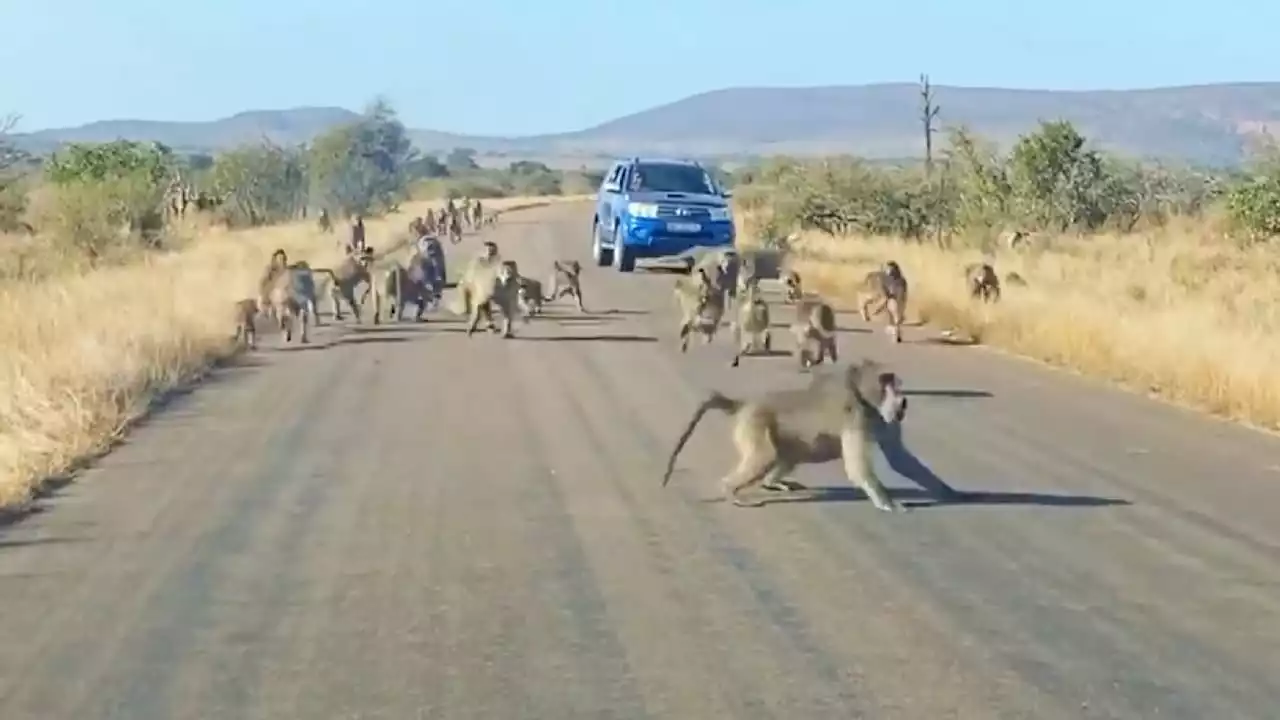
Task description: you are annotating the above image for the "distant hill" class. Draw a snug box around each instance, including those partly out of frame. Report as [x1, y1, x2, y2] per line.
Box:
[12, 83, 1280, 166]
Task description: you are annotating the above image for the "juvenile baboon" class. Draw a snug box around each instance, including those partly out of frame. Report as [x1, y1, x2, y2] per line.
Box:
[315, 248, 376, 323]
[791, 295, 839, 369]
[858, 261, 908, 343]
[674, 267, 726, 352]
[1004, 271, 1027, 287]
[413, 233, 448, 300]
[516, 276, 545, 318]
[544, 259, 586, 312]
[232, 298, 260, 350]
[730, 278, 771, 368]
[693, 249, 739, 311]
[449, 251, 522, 338]
[662, 359, 910, 511]
[783, 270, 803, 304]
[280, 261, 324, 327]
[964, 262, 1001, 303]
[378, 252, 439, 322]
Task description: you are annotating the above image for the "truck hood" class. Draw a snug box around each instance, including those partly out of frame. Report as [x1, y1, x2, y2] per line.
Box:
[626, 191, 727, 208]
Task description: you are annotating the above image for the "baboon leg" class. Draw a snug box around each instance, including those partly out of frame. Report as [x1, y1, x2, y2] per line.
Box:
[573, 289, 586, 312]
[299, 308, 310, 344]
[826, 334, 839, 364]
[679, 322, 693, 352]
[858, 294, 875, 321]
[720, 452, 777, 508]
[465, 295, 484, 337]
[500, 308, 515, 339]
[413, 296, 426, 322]
[731, 326, 744, 367]
[840, 424, 904, 513]
[331, 288, 345, 321]
[761, 463, 805, 492]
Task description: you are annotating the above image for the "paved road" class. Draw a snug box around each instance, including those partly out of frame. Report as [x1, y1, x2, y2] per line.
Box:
[1, 202, 1278, 720]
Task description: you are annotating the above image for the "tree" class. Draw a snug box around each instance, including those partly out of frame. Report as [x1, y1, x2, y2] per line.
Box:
[210, 141, 308, 227]
[446, 147, 479, 173]
[308, 98, 417, 216]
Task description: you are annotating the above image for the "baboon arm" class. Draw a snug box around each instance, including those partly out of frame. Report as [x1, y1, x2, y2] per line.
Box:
[839, 422, 901, 512]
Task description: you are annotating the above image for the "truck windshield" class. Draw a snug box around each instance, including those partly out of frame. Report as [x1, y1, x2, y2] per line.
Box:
[629, 163, 717, 194]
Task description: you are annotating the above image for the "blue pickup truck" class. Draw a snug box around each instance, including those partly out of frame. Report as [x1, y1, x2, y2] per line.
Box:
[591, 157, 736, 272]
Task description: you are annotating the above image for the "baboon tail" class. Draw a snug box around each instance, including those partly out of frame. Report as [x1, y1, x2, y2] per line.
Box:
[662, 391, 743, 487]
[311, 267, 339, 295]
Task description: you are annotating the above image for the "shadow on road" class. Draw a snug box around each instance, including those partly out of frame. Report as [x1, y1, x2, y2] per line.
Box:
[523, 334, 659, 344]
[902, 389, 994, 399]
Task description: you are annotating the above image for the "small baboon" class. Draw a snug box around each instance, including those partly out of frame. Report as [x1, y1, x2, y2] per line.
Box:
[544, 259, 586, 312]
[281, 261, 324, 327]
[378, 252, 439, 322]
[693, 249, 739, 311]
[858, 261, 909, 343]
[315, 248, 376, 323]
[516, 276, 545, 319]
[449, 250, 522, 338]
[1004, 271, 1027, 287]
[783, 270, 803, 304]
[730, 278, 771, 368]
[964, 262, 1001, 303]
[673, 267, 726, 352]
[790, 295, 839, 369]
[661, 359, 910, 511]
[232, 298, 260, 350]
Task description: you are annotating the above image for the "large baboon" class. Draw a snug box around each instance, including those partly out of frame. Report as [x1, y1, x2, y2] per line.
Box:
[662, 359, 910, 511]
[449, 246, 521, 337]
[858, 261, 908, 343]
[965, 262, 1001, 303]
[674, 267, 725, 352]
[730, 278, 771, 368]
[544, 259, 586, 312]
[790, 295, 838, 369]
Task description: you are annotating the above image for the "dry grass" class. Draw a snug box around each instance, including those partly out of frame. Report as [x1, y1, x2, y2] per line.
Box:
[0, 195, 586, 511]
[742, 213, 1280, 432]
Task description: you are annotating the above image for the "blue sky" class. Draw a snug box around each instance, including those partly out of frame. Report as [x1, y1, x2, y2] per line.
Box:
[3, 0, 1278, 134]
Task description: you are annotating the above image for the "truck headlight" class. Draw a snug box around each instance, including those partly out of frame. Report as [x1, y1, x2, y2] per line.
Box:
[627, 202, 660, 218]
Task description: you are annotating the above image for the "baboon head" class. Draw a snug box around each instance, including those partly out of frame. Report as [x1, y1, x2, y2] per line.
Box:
[482, 241, 499, 260]
[270, 249, 289, 270]
[883, 261, 903, 280]
[847, 361, 909, 425]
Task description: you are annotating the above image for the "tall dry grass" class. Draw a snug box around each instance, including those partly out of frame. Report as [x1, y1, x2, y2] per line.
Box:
[0, 195, 585, 511]
[744, 214, 1280, 432]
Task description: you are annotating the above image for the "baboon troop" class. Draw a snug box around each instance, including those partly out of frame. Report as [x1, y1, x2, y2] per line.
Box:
[225, 206, 985, 517]
[663, 359, 910, 511]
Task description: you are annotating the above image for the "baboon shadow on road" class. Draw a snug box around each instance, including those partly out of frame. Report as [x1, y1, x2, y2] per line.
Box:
[753, 423, 1130, 510]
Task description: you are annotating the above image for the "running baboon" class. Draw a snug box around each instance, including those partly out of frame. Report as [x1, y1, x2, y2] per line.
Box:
[232, 298, 260, 350]
[693, 249, 739, 311]
[544, 259, 586, 312]
[516, 276, 545, 318]
[783, 270, 802, 304]
[965, 262, 1001, 303]
[661, 359, 910, 511]
[791, 295, 839, 369]
[378, 252, 439, 322]
[674, 267, 726, 352]
[730, 278, 771, 368]
[449, 250, 522, 338]
[858, 261, 908, 343]
[315, 248, 376, 323]
[1004, 271, 1027, 287]
[263, 277, 310, 344]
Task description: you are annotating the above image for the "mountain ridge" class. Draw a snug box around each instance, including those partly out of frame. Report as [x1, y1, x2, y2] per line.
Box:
[10, 82, 1280, 166]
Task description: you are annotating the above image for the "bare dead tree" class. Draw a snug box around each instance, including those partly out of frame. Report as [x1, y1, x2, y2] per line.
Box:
[919, 75, 947, 246]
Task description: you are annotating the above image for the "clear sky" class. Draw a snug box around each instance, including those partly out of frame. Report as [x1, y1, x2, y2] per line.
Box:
[3, 0, 1278, 134]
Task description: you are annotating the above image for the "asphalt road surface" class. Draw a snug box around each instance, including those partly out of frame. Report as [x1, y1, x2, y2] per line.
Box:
[1, 202, 1278, 720]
